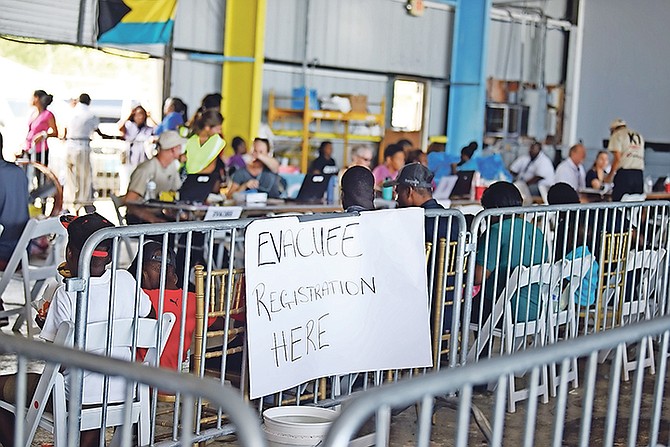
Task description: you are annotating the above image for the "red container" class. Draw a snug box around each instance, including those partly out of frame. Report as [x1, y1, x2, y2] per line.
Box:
[665, 182, 670, 193]
[475, 186, 487, 201]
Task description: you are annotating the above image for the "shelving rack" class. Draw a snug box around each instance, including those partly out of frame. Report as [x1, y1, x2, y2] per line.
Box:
[267, 90, 385, 172]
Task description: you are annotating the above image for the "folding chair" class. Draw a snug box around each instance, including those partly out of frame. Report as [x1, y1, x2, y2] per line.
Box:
[546, 255, 594, 396]
[0, 313, 175, 447]
[618, 248, 666, 381]
[592, 232, 630, 333]
[430, 239, 466, 369]
[110, 193, 135, 262]
[467, 263, 556, 412]
[0, 217, 68, 337]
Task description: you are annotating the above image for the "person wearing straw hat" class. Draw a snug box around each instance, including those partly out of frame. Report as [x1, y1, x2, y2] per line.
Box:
[605, 118, 645, 201]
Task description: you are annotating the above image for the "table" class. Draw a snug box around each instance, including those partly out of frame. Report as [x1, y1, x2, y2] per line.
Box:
[126, 200, 342, 221]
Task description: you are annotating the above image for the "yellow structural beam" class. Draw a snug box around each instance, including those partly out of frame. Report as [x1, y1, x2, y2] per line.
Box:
[222, 0, 266, 150]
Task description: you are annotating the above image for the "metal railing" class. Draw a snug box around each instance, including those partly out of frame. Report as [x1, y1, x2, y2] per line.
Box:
[0, 329, 267, 447]
[61, 200, 669, 443]
[322, 315, 670, 447]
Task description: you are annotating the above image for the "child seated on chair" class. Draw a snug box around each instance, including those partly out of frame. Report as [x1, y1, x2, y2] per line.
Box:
[472, 182, 547, 324]
[129, 241, 220, 372]
[0, 212, 152, 447]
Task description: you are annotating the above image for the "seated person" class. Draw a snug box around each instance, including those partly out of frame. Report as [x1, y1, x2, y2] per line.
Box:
[341, 166, 375, 213]
[184, 110, 226, 177]
[387, 163, 459, 244]
[308, 141, 338, 175]
[554, 144, 586, 191]
[473, 182, 547, 323]
[227, 138, 285, 199]
[0, 212, 152, 447]
[124, 131, 186, 223]
[388, 162, 462, 334]
[509, 141, 554, 197]
[227, 136, 248, 176]
[372, 144, 405, 189]
[585, 150, 611, 190]
[128, 241, 218, 371]
[547, 183, 599, 308]
[451, 141, 477, 174]
[406, 149, 428, 167]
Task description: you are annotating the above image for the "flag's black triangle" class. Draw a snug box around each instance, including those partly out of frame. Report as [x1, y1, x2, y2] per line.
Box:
[98, 0, 132, 37]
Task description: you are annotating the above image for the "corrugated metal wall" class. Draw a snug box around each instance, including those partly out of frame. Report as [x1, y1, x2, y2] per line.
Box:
[0, 0, 96, 44]
[264, 0, 453, 139]
[0, 0, 571, 141]
[169, 0, 225, 112]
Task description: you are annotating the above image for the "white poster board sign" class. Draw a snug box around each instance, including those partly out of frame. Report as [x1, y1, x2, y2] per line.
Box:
[244, 208, 432, 399]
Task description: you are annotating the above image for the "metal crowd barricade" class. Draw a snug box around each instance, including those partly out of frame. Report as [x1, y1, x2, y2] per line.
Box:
[460, 200, 670, 411]
[0, 329, 267, 447]
[322, 315, 670, 447]
[423, 209, 469, 371]
[66, 209, 468, 444]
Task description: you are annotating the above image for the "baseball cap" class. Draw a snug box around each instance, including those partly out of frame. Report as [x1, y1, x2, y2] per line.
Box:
[609, 118, 626, 130]
[60, 212, 114, 257]
[382, 162, 434, 188]
[158, 131, 187, 152]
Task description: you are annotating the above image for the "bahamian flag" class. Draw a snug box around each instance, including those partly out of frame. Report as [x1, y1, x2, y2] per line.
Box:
[98, 0, 178, 44]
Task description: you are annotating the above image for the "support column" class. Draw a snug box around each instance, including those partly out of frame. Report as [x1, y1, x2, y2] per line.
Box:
[222, 0, 267, 148]
[446, 0, 491, 155]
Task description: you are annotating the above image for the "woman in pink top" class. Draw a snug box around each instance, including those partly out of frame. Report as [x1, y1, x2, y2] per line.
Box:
[25, 90, 58, 166]
[372, 143, 406, 189]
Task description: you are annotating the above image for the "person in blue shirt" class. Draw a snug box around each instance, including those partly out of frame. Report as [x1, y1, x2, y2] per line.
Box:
[473, 181, 547, 323]
[154, 97, 187, 136]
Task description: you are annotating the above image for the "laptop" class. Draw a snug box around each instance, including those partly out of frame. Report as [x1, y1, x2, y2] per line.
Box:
[450, 170, 475, 198]
[291, 174, 332, 204]
[178, 174, 218, 203]
[433, 175, 458, 200]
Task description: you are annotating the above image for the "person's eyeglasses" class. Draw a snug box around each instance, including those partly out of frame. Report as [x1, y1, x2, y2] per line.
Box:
[149, 254, 173, 265]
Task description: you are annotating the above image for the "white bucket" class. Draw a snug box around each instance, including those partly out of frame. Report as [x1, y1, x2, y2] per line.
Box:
[262, 406, 338, 447]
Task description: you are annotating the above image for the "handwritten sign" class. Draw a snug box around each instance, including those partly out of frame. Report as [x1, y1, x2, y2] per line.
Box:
[245, 208, 432, 398]
[204, 206, 243, 221]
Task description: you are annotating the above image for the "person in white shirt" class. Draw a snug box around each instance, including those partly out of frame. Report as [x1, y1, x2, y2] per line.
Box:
[62, 93, 106, 211]
[0, 212, 151, 447]
[509, 141, 555, 197]
[554, 143, 586, 191]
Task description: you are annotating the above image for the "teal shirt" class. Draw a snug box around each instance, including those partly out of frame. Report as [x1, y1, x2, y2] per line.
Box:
[564, 245, 599, 307]
[476, 218, 547, 321]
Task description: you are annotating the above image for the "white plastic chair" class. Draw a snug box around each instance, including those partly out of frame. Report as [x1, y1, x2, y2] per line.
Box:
[467, 263, 557, 412]
[546, 255, 594, 396]
[0, 313, 175, 447]
[110, 193, 135, 261]
[617, 248, 666, 381]
[0, 217, 68, 337]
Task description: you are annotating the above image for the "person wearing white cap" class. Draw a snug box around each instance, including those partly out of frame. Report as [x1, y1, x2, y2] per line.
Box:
[605, 118, 645, 201]
[124, 130, 186, 223]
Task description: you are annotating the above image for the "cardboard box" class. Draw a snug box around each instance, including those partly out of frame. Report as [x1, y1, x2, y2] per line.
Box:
[333, 94, 368, 113]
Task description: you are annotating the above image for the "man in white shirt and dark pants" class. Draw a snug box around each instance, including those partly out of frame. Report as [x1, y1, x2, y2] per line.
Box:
[554, 143, 586, 191]
[510, 141, 555, 199]
[62, 93, 101, 211]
